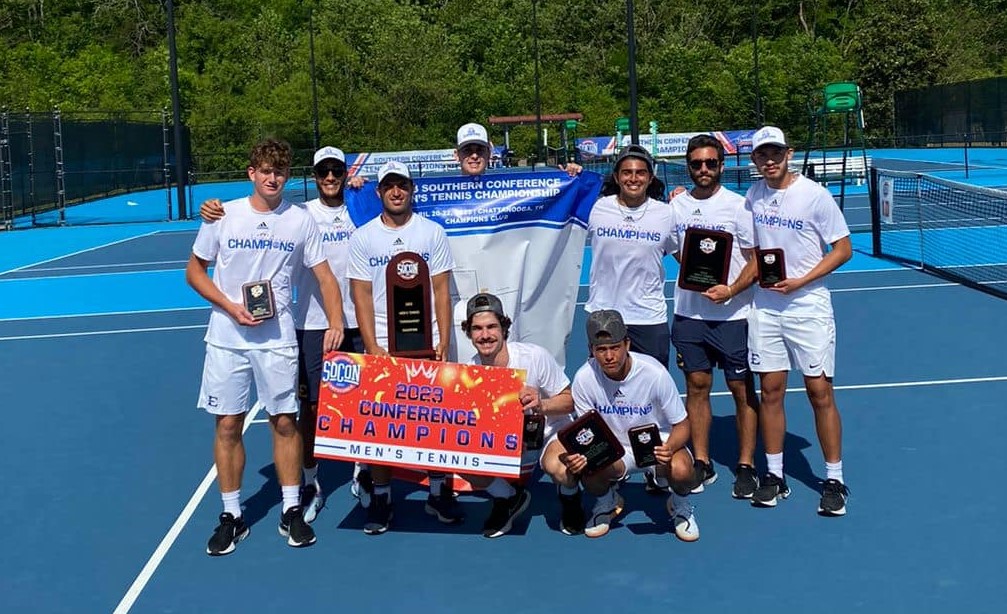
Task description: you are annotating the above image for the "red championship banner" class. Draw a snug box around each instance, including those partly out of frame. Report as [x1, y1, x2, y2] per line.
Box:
[314, 352, 527, 478]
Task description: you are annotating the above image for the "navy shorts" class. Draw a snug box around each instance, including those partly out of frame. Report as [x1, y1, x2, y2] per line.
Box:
[671, 315, 749, 380]
[627, 322, 671, 368]
[297, 327, 365, 402]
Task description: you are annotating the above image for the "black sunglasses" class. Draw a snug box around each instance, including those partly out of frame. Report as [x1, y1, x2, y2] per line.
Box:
[688, 158, 720, 170]
[314, 163, 347, 177]
[459, 143, 489, 158]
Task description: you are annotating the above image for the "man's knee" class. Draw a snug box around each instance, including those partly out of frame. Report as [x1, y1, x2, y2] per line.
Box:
[270, 413, 299, 437]
[215, 414, 244, 443]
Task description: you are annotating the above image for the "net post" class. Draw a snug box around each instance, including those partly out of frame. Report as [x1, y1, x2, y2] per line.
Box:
[869, 166, 880, 256]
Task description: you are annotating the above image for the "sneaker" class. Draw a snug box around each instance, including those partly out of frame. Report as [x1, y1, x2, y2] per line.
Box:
[584, 492, 624, 538]
[279, 505, 317, 547]
[644, 470, 671, 495]
[732, 464, 759, 500]
[752, 472, 791, 508]
[666, 495, 700, 542]
[300, 483, 324, 524]
[363, 492, 393, 535]
[818, 479, 849, 516]
[482, 487, 532, 538]
[690, 459, 718, 494]
[424, 484, 465, 524]
[206, 512, 249, 556]
[558, 489, 586, 536]
[354, 468, 373, 509]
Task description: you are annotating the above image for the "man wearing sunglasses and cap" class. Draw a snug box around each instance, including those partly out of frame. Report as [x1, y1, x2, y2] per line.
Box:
[198, 146, 367, 525]
[744, 126, 852, 516]
[458, 292, 576, 537]
[668, 134, 761, 501]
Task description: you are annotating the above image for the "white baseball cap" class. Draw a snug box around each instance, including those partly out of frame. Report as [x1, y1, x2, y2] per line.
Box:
[313, 146, 346, 166]
[377, 160, 411, 183]
[456, 123, 491, 149]
[751, 126, 788, 151]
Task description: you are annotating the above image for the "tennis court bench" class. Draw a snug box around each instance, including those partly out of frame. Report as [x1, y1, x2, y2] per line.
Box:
[747, 155, 872, 186]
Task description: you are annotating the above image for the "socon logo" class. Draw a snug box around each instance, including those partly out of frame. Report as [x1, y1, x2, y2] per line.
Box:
[397, 258, 420, 280]
[322, 356, 361, 392]
[575, 427, 595, 446]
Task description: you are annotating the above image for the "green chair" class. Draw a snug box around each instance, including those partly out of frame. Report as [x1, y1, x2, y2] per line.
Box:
[803, 81, 871, 209]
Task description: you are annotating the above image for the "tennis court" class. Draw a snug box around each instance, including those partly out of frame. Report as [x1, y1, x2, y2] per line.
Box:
[2, 198, 1006, 611]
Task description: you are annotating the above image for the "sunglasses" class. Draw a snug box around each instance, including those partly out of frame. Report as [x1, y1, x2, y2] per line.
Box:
[314, 163, 347, 178]
[687, 158, 720, 170]
[459, 144, 489, 158]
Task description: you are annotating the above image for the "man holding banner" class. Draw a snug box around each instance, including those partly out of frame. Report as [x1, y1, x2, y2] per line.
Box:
[459, 292, 576, 538]
[347, 160, 460, 534]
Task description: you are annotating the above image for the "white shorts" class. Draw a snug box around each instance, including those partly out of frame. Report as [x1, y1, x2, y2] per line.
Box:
[197, 344, 299, 416]
[748, 309, 836, 377]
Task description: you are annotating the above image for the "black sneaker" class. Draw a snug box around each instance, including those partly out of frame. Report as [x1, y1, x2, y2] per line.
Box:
[300, 483, 324, 524]
[644, 470, 671, 495]
[354, 468, 373, 509]
[752, 472, 791, 508]
[482, 487, 532, 538]
[279, 505, 317, 547]
[558, 489, 586, 536]
[364, 492, 393, 535]
[818, 479, 849, 516]
[206, 512, 249, 556]
[690, 459, 718, 494]
[732, 464, 759, 499]
[424, 484, 465, 524]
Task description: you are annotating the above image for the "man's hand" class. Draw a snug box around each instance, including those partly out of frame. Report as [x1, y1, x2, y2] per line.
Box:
[347, 175, 367, 190]
[559, 451, 587, 475]
[559, 162, 583, 176]
[702, 284, 733, 304]
[225, 302, 261, 327]
[365, 343, 390, 357]
[323, 326, 345, 352]
[519, 385, 542, 414]
[670, 185, 687, 198]
[200, 199, 225, 222]
[434, 340, 450, 362]
[654, 441, 675, 466]
[767, 277, 806, 294]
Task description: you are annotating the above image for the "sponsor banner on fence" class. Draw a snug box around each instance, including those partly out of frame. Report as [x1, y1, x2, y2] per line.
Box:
[576, 129, 759, 158]
[344, 171, 602, 366]
[314, 352, 527, 478]
[346, 147, 508, 177]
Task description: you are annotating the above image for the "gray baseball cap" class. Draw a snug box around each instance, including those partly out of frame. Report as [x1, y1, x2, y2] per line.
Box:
[466, 292, 505, 320]
[586, 309, 628, 346]
[614, 144, 655, 174]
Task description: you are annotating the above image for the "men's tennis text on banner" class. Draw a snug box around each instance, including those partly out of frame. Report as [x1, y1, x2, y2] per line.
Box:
[314, 352, 528, 478]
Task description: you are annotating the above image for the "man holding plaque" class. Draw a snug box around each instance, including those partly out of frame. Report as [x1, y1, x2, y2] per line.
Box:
[347, 160, 460, 534]
[186, 138, 345, 555]
[561, 310, 699, 541]
[744, 126, 853, 516]
[458, 293, 578, 537]
[669, 135, 761, 500]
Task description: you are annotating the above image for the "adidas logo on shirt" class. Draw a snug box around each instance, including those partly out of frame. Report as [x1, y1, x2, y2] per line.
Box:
[614, 389, 625, 398]
[623, 216, 635, 223]
[393, 238, 404, 245]
[256, 222, 269, 230]
[692, 208, 702, 216]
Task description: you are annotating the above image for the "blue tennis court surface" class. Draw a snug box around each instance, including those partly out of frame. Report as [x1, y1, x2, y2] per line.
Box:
[3, 172, 1006, 612]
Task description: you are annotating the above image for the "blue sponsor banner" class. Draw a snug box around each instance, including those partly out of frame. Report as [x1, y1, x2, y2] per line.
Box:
[343, 171, 602, 234]
[576, 129, 759, 158]
[345, 146, 509, 177]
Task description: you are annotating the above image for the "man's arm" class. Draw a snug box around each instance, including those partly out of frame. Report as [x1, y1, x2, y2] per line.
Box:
[185, 254, 258, 326]
[312, 261, 345, 351]
[704, 247, 757, 303]
[199, 199, 225, 222]
[431, 271, 452, 361]
[769, 236, 851, 294]
[351, 278, 386, 356]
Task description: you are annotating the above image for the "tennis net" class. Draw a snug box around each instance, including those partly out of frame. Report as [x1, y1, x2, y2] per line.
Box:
[870, 167, 1007, 299]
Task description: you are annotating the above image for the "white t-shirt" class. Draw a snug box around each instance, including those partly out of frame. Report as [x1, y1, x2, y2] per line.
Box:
[746, 174, 850, 316]
[571, 351, 687, 448]
[670, 187, 754, 321]
[296, 199, 359, 330]
[346, 212, 455, 350]
[192, 197, 325, 349]
[464, 341, 572, 438]
[586, 195, 677, 325]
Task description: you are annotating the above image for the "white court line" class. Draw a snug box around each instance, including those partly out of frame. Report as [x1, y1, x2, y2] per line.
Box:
[0, 267, 181, 284]
[17, 259, 188, 273]
[0, 306, 208, 323]
[0, 324, 205, 341]
[707, 375, 1007, 397]
[113, 404, 261, 614]
[0, 230, 162, 276]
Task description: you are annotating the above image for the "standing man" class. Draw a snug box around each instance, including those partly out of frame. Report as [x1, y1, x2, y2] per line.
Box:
[669, 134, 761, 499]
[186, 138, 345, 555]
[199, 146, 364, 524]
[745, 126, 852, 516]
[557, 310, 699, 541]
[346, 160, 458, 534]
[459, 292, 575, 538]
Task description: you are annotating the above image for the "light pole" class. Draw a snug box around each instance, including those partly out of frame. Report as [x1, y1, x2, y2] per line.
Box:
[309, 2, 320, 150]
[532, 0, 544, 163]
[166, 0, 187, 219]
[752, 0, 763, 126]
[626, 0, 639, 145]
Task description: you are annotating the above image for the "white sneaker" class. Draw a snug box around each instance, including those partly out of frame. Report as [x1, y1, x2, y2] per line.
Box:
[300, 482, 324, 524]
[585, 492, 624, 538]
[667, 493, 700, 542]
